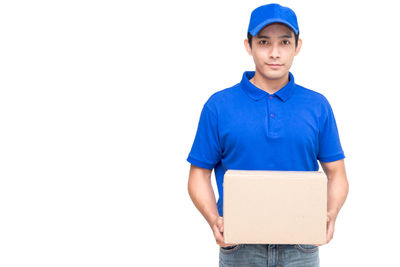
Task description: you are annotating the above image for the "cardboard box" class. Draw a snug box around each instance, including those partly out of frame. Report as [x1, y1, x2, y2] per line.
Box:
[223, 170, 327, 244]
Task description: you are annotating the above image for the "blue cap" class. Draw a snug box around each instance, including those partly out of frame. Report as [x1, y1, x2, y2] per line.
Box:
[248, 3, 299, 36]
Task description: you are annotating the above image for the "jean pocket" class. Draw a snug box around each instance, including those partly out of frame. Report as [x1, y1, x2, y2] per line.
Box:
[295, 244, 319, 253]
[219, 244, 243, 254]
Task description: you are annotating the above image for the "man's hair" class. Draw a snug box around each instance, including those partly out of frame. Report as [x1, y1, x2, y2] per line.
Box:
[247, 29, 299, 49]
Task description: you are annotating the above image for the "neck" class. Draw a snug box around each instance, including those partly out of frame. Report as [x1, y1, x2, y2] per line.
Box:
[250, 71, 289, 94]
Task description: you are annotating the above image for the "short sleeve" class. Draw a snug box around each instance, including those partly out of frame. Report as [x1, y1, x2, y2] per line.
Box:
[317, 97, 346, 162]
[186, 104, 222, 170]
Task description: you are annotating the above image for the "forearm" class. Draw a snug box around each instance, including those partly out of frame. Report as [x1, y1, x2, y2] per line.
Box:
[327, 172, 349, 220]
[188, 171, 220, 227]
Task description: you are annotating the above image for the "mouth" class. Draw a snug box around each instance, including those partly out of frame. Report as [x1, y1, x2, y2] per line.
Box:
[267, 63, 283, 69]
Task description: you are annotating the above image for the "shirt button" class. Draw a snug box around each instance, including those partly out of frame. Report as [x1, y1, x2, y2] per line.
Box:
[270, 113, 275, 118]
[269, 96, 273, 100]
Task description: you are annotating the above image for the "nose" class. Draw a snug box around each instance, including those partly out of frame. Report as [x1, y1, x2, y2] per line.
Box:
[269, 44, 280, 59]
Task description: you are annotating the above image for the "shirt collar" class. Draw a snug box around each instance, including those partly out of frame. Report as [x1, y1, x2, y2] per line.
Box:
[240, 71, 295, 102]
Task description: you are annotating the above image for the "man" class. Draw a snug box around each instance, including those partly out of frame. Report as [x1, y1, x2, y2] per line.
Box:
[187, 3, 349, 267]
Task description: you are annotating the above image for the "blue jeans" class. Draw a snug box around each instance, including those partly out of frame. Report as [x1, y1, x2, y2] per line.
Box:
[219, 244, 319, 267]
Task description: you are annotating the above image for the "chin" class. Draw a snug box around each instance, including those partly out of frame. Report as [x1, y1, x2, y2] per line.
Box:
[260, 70, 286, 80]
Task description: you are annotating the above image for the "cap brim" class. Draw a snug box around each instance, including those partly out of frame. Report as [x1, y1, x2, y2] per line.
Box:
[250, 18, 298, 36]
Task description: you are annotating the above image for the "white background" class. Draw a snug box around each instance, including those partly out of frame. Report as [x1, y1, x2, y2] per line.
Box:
[0, 0, 399, 266]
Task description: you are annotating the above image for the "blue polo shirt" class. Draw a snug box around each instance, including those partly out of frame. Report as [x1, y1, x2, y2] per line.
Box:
[187, 71, 345, 217]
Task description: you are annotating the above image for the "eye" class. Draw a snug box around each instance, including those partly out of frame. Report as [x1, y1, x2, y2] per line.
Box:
[259, 40, 269, 45]
[282, 40, 290, 45]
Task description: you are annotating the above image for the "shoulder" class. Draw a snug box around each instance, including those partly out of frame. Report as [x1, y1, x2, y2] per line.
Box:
[295, 84, 329, 103]
[294, 84, 338, 131]
[203, 83, 241, 114]
[294, 84, 333, 112]
[293, 84, 337, 126]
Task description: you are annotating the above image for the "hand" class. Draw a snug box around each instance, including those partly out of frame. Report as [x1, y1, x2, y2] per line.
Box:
[313, 212, 336, 246]
[211, 216, 238, 248]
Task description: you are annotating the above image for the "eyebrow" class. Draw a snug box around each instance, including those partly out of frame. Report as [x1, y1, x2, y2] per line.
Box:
[257, 34, 293, 39]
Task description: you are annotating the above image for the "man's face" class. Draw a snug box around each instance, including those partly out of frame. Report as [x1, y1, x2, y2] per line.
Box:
[245, 23, 302, 80]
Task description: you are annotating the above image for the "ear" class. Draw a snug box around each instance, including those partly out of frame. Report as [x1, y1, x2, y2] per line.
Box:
[294, 38, 302, 56]
[244, 38, 252, 56]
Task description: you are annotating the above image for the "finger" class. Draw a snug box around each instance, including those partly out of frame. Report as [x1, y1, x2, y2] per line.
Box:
[216, 218, 223, 231]
[214, 229, 224, 243]
[326, 221, 334, 243]
[213, 225, 224, 243]
[328, 227, 334, 242]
